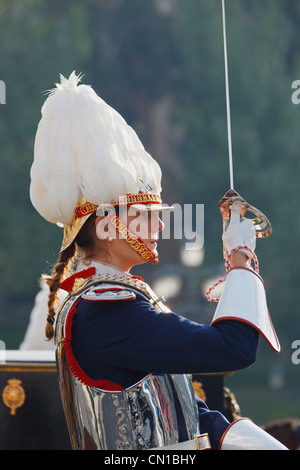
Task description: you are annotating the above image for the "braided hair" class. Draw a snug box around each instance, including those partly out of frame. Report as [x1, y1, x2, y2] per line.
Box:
[43, 243, 77, 340]
[43, 213, 108, 341]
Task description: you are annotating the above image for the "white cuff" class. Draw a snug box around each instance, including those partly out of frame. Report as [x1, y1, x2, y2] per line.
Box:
[211, 268, 280, 352]
[220, 418, 287, 450]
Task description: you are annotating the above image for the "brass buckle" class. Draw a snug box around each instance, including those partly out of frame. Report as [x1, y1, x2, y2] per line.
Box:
[194, 433, 211, 450]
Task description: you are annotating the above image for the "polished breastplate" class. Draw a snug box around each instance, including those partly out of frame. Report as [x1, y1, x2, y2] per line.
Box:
[55, 275, 199, 450]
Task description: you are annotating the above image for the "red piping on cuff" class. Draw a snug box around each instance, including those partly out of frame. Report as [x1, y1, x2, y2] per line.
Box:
[227, 266, 264, 285]
[211, 316, 280, 353]
[219, 418, 252, 450]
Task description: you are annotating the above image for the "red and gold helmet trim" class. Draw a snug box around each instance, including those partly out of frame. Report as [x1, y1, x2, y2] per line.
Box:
[114, 192, 162, 207]
[74, 201, 98, 219]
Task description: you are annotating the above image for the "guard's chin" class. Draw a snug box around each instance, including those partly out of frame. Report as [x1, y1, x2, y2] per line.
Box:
[150, 254, 159, 265]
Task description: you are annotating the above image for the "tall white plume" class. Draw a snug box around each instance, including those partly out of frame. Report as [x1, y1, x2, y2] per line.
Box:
[30, 71, 162, 226]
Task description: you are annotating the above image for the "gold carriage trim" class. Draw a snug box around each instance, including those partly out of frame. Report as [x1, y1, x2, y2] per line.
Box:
[2, 378, 26, 416]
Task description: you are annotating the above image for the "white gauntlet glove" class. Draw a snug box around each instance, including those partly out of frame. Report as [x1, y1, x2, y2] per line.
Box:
[222, 200, 256, 259]
[211, 200, 280, 353]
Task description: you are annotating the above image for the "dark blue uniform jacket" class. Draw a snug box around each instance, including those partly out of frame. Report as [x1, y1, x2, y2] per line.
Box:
[71, 288, 259, 449]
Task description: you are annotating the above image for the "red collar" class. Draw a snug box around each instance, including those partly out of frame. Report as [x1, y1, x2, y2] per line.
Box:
[60, 267, 96, 292]
[60, 267, 144, 293]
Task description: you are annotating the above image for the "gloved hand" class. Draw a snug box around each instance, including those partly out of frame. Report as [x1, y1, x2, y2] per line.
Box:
[222, 200, 256, 259]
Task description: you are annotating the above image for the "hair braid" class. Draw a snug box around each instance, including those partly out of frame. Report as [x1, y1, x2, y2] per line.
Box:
[42, 212, 106, 341]
[43, 243, 77, 340]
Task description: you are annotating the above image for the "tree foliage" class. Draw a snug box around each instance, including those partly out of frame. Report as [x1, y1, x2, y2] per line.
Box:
[0, 0, 299, 353]
[171, 0, 300, 342]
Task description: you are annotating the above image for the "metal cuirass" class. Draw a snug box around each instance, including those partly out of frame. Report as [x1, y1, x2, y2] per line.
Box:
[54, 275, 199, 450]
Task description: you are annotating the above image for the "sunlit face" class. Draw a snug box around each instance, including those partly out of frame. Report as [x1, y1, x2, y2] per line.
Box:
[125, 208, 164, 255]
[94, 207, 164, 271]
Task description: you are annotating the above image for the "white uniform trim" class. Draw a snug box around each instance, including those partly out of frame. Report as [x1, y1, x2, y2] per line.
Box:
[211, 268, 280, 352]
[220, 418, 287, 450]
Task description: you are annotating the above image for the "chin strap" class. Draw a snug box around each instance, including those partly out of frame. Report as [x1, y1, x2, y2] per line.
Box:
[106, 212, 158, 264]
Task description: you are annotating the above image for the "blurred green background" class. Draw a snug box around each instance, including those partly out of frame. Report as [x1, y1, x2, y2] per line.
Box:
[0, 0, 300, 427]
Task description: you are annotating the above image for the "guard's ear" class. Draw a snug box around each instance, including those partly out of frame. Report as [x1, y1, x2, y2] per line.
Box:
[95, 216, 110, 240]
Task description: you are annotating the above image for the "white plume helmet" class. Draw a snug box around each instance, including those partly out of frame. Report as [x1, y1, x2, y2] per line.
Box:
[30, 71, 162, 227]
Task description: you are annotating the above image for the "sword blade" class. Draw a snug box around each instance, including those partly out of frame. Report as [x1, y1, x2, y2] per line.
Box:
[222, 0, 234, 190]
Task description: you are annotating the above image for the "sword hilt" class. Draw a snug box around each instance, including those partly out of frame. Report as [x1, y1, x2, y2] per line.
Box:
[218, 189, 272, 250]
